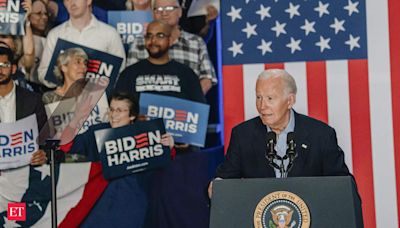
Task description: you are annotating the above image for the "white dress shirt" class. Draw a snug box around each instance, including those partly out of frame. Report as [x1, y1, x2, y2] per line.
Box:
[0, 82, 16, 123]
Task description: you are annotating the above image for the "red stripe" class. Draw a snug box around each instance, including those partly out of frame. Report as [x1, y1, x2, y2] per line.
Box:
[264, 63, 284, 69]
[306, 61, 328, 123]
[59, 163, 108, 228]
[134, 133, 147, 139]
[136, 142, 149, 148]
[348, 59, 376, 228]
[223, 65, 245, 153]
[388, 0, 400, 222]
[135, 137, 148, 144]
[11, 132, 22, 137]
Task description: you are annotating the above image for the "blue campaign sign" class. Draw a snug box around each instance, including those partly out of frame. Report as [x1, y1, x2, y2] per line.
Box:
[94, 118, 170, 180]
[107, 10, 152, 51]
[139, 93, 210, 147]
[0, 0, 25, 35]
[44, 39, 123, 95]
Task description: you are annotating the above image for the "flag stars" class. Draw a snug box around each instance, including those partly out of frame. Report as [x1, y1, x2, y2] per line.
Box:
[257, 39, 273, 55]
[242, 22, 258, 38]
[3, 216, 22, 227]
[315, 36, 331, 52]
[344, 0, 359, 16]
[227, 6, 242, 23]
[228, 41, 244, 57]
[345, 34, 360, 51]
[271, 20, 287, 37]
[256, 4, 271, 21]
[34, 165, 50, 181]
[330, 18, 346, 34]
[314, 1, 329, 17]
[300, 19, 316, 36]
[286, 37, 302, 53]
[285, 2, 301, 19]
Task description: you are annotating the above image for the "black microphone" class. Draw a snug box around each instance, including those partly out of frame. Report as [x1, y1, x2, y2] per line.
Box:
[286, 132, 297, 173]
[266, 131, 277, 161]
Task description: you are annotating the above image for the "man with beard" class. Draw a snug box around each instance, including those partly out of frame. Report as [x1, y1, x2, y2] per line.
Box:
[115, 20, 205, 104]
[0, 46, 48, 168]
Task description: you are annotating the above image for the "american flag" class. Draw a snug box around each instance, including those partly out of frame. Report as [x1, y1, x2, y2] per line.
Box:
[221, 0, 400, 227]
[0, 163, 107, 227]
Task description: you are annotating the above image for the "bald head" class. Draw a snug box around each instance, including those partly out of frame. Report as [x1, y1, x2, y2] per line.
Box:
[147, 20, 173, 36]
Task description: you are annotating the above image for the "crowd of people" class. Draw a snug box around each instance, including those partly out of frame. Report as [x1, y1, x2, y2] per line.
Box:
[0, 0, 219, 166]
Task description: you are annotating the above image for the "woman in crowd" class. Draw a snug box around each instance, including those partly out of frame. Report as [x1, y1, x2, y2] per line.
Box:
[42, 47, 88, 104]
[27, 0, 51, 84]
[62, 91, 175, 161]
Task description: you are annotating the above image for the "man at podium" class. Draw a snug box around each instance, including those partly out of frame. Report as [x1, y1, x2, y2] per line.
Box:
[209, 69, 351, 196]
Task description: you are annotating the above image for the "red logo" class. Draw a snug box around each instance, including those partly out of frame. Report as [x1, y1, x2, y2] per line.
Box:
[7, 203, 26, 221]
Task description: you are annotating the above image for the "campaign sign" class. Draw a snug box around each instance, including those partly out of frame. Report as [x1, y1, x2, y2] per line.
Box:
[0, 114, 38, 170]
[139, 93, 210, 147]
[45, 93, 109, 139]
[0, 0, 25, 35]
[44, 39, 123, 95]
[107, 10, 152, 50]
[95, 118, 170, 180]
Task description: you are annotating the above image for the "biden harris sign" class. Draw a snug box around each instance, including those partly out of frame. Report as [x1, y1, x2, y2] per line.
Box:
[0, 114, 38, 170]
[94, 118, 170, 180]
[139, 93, 209, 147]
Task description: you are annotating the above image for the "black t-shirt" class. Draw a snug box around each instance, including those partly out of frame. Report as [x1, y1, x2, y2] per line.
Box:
[115, 59, 206, 103]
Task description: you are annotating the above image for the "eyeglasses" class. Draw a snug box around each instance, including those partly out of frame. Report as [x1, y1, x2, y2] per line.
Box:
[108, 108, 129, 114]
[144, 32, 170, 40]
[153, 5, 180, 13]
[0, 62, 11, 69]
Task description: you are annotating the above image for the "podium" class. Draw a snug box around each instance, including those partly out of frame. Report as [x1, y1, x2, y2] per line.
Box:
[210, 176, 363, 228]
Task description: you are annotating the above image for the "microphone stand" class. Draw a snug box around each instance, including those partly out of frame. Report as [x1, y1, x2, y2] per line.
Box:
[44, 139, 60, 228]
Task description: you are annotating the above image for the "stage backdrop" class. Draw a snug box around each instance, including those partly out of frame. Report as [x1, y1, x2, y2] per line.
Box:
[220, 0, 400, 227]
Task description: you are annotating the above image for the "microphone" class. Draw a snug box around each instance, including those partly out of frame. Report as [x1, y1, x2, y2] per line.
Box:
[286, 132, 297, 173]
[266, 131, 280, 170]
[266, 131, 277, 161]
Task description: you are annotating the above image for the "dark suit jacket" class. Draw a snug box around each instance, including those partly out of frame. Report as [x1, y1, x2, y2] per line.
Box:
[15, 85, 47, 132]
[216, 111, 350, 178]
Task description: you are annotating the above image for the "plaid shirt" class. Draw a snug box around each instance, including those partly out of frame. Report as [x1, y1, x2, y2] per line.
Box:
[126, 30, 217, 84]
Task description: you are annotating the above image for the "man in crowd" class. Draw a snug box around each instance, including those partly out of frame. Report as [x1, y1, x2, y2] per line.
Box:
[209, 69, 352, 196]
[126, 0, 217, 94]
[0, 46, 47, 167]
[116, 20, 205, 104]
[38, 0, 125, 88]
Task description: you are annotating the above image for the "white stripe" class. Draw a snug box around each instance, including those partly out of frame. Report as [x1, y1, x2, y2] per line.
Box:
[33, 163, 92, 227]
[243, 64, 264, 120]
[367, 0, 398, 226]
[284, 62, 308, 115]
[326, 60, 353, 172]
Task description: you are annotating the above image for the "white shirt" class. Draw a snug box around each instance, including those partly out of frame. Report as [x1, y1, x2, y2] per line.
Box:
[0, 82, 16, 123]
[38, 14, 126, 87]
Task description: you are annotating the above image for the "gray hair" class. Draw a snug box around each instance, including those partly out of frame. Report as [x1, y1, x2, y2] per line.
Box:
[151, 0, 180, 9]
[53, 47, 88, 84]
[257, 69, 297, 96]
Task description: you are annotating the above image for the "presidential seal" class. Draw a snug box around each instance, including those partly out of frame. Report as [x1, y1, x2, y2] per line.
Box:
[253, 191, 311, 228]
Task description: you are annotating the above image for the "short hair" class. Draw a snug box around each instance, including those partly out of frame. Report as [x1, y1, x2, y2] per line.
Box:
[109, 91, 139, 117]
[151, 0, 180, 9]
[0, 45, 14, 63]
[0, 35, 21, 63]
[257, 69, 297, 95]
[53, 47, 88, 84]
[147, 20, 173, 35]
